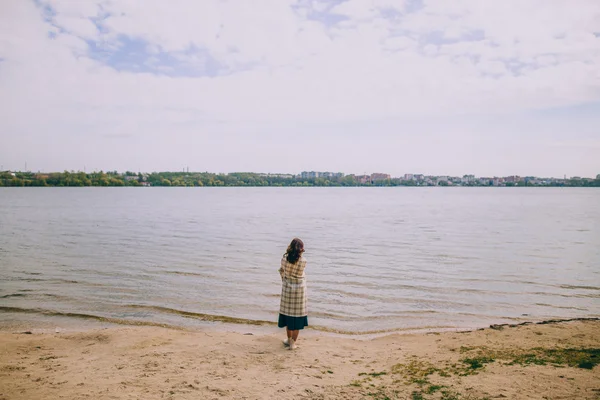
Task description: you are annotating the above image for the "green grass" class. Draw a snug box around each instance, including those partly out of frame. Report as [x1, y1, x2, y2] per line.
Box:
[357, 346, 598, 400]
[411, 391, 425, 400]
[510, 348, 600, 369]
[460, 346, 600, 370]
[425, 384, 446, 394]
[392, 360, 440, 384]
[364, 388, 395, 400]
[359, 371, 388, 377]
[460, 356, 495, 371]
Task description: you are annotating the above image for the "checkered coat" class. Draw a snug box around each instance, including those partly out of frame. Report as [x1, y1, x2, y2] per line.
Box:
[279, 255, 307, 317]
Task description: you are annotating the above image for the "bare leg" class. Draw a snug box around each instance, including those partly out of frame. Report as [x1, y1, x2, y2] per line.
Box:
[291, 330, 300, 341]
[286, 327, 292, 339]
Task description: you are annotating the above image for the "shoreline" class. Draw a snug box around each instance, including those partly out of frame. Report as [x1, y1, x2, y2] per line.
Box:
[2, 186, 600, 188]
[2, 304, 598, 338]
[1, 319, 598, 399]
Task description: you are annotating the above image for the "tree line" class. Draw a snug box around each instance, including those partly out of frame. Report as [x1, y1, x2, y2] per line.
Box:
[1, 171, 599, 187]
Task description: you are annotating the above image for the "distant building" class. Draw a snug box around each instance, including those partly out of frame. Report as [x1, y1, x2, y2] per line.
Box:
[300, 171, 343, 180]
[462, 175, 476, 184]
[356, 175, 371, 184]
[259, 173, 294, 179]
[321, 172, 341, 179]
[524, 176, 542, 185]
[404, 174, 414, 181]
[370, 173, 391, 182]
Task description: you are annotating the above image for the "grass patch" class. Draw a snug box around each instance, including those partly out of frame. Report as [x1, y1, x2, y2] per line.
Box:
[370, 371, 388, 377]
[511, 348, 599, 369]
[360, 346, 597, 400]
[578, 361, 595, 369]
[441, 390, 490, 400]
[460, 346, 599, 370]
[393, 357, 494, 381]
[359, 371, 388, 377]
[364, 387, 396, 400]
[392, 360, 440, 384]
[411, 391, 425, 400]
[461, 356, 495, 371]
[426, 384, 446, 394]
[440, 391, 460, 400]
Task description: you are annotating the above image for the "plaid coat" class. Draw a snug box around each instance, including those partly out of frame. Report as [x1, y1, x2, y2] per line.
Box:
[279, 255, 307, 317]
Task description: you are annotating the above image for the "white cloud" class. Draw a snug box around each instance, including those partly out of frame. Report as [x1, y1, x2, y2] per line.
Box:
[330, 0, 406, 20]
[0, 0, 599, 175]
[52, 15, 99, 39]
[476, 60, 509, 77]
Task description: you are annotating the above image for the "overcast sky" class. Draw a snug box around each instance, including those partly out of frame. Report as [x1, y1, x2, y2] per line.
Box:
[1, 0, 599, 177]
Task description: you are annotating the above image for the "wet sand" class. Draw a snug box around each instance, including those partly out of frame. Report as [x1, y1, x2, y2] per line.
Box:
[0, 320, 598, 400]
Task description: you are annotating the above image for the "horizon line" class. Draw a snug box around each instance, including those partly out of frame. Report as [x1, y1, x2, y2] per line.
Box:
[2, 169, 598, 180]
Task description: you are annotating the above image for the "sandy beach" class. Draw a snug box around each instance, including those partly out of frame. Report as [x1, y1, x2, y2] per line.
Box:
[0, 319, 598, 400]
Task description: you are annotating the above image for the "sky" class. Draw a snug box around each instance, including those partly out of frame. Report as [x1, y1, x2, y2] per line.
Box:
[0, 0, 599, 178]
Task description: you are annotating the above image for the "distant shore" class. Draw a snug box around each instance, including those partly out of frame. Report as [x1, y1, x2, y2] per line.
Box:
[2, 171, 599, 187]
[1, 319, 598, 399]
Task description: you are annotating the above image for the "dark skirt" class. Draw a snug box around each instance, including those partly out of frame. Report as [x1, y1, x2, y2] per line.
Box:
[278, 313, 308, 330]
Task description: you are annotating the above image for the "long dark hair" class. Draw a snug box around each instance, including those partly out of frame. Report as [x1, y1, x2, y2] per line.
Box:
[285, 238, 304, 264]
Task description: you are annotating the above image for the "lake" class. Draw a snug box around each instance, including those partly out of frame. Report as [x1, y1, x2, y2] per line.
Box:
[1, 187, 598, 334]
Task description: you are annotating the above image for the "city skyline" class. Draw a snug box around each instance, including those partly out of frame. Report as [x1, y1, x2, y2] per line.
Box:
[2, 167, 598, 181]
[3, 169, 599, 187]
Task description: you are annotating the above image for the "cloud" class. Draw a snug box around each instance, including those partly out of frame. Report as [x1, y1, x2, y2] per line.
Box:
[329, 0, 407, 20]
[0, 0, 599, 175]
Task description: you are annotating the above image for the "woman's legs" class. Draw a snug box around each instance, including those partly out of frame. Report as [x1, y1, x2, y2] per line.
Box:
[285, 328, 299, 340]
[291, 330, 300, 341]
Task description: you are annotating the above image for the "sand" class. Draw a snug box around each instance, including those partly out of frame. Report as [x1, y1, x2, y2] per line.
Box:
[0, 320, 598, 400]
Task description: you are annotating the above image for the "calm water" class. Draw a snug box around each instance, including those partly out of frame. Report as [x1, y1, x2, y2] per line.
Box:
[1, 188, 599, 334]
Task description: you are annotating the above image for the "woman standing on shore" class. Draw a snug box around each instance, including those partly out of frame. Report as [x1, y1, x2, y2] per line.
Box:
[278, 238, 308, 350]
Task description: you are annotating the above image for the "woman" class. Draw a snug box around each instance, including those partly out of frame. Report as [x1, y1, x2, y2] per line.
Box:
[278, 238, 308, 350]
